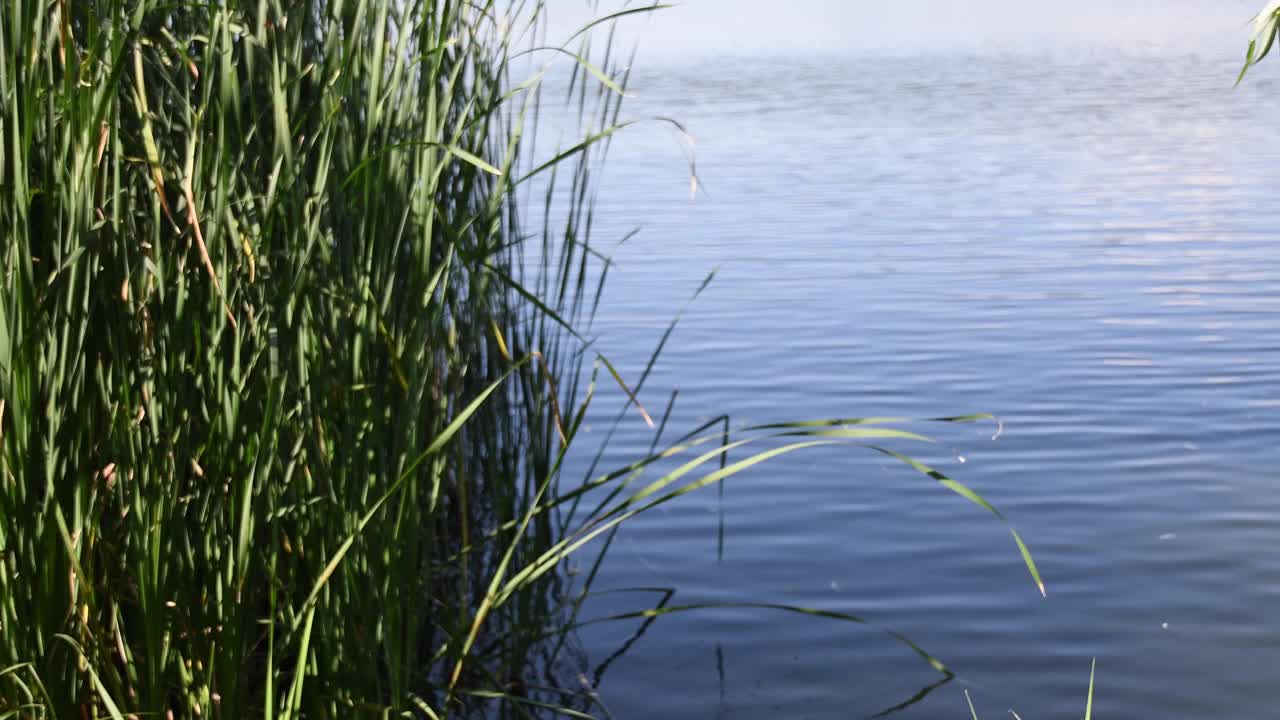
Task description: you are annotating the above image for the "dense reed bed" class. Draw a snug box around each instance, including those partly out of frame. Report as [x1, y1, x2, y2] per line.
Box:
[0, 1, 1042, 717]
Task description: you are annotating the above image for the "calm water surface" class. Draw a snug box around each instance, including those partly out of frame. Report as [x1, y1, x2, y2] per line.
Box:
[558, 48, 1280, 718]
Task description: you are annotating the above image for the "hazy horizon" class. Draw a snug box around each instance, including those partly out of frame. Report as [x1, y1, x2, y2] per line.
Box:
[541, 0, 1264, 57]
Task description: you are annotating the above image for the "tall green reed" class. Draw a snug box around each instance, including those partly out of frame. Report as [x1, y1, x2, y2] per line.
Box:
[0, 0, 625, 714]
[0, 0, 1042, 717]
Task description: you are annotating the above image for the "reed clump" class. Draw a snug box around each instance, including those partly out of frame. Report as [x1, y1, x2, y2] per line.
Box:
[0, 0, 634, 714]
[0, 1, 1041, 717]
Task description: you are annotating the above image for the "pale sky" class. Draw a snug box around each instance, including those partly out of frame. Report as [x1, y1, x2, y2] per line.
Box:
[542, 0, 1264, 55]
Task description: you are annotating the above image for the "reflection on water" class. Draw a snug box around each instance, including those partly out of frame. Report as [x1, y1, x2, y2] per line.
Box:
[559, 45, 1280, 719]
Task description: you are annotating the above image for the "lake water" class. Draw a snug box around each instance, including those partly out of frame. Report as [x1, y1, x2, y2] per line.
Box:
[556, 45, 1280, 718]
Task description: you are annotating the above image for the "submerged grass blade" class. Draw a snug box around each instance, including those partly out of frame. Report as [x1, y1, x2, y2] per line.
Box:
[569, 600, 951, 677]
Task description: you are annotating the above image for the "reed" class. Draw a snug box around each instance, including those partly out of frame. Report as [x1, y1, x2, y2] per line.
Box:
[1239, 1, 1280, 83]
[0, 1, 1041, 717]
[965, 659, 1095, 720]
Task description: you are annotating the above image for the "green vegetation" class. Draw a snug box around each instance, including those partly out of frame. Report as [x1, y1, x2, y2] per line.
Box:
[1238, 1, 1280, 83]
[965, 659, 1095, 720]
[0, 0, 1042, 717]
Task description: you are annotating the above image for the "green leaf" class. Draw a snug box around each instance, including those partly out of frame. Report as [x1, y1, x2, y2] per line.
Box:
[1237, 2, 1280, 85]
[560, 4, 677, 46]
[53, 637, 125, 720]
[447, 145, 503, 176]
[1011, 528, 1046, 598]
[1084, 658, 1097, 720]
[871, 447, 1048, 597]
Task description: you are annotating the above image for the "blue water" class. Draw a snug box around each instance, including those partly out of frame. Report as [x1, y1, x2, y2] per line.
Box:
[556, 46, 1280, 718]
